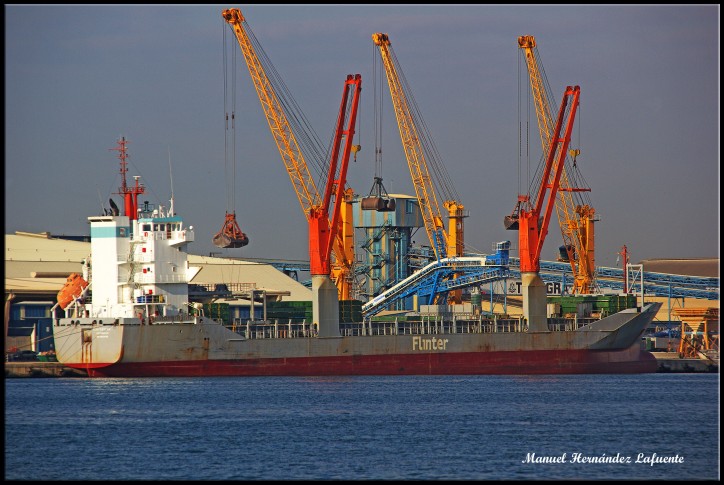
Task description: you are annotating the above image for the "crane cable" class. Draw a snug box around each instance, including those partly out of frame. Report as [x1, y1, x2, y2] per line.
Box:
[390, 47, 460, 204]
[243, 23, 327, 186]
[529, 46, 592, 209]
[241, 18, 360, 216]
[222, 20, 236, 214]
[373, 44, 384, 180]
[517, 47, 531, 201]
[378, 44, 460, 205]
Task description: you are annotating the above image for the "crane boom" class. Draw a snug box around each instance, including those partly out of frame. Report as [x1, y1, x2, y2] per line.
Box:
[373, 33, 446, 260]
[518, 35, 596, 294]
[223, 8, 318, 212]
[223, 8, 355, 298]
[519, 85, 581, 273]
[310, 74, 362, 275]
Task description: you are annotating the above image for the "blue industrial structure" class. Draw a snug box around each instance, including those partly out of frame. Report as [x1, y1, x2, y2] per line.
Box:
[252, 252, 718, 325]
[229, 252, 718, 304]
[362, 241, 512, 317]
[353, 194, 425, 309]
[508, 258, 719, 301]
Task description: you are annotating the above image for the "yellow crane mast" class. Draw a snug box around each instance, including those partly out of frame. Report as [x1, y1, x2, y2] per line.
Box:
[222, 8, 356, 299]
[372, 33, 465, 263]
[518, 35, 597, 294]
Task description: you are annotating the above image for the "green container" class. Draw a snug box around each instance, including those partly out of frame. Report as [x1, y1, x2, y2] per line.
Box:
[339, 299, 363, 323]
[267, 300, 312, 322]
[203, 302, 230, 322]
[548, 294, 638, 316]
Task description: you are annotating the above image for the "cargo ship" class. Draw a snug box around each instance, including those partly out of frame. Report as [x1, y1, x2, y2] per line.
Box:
[52, 144, 661, 377]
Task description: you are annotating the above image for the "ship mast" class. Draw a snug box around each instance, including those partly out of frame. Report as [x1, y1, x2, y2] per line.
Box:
[110, 137, 145, 220]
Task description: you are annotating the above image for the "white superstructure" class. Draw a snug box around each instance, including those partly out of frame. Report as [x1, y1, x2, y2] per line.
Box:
[81, 201, 195, 322]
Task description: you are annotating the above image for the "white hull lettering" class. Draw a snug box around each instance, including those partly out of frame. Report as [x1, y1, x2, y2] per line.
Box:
[412, 336, 449, 351]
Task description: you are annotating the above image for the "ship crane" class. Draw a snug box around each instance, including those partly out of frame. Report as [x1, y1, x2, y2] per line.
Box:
[223, 8, 357, 300]
[517, 35, 597, 294]
[372, 32, 466, 303]
[309, 74, 362, 336]
[506, 85, 580, 330]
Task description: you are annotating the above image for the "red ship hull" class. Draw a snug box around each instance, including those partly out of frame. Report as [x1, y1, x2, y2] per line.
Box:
[76, 345, 656, 377]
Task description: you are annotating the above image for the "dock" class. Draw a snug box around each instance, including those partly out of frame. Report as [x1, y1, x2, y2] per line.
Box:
[5, 361, 87, 378]
[652, 352, 719, 373]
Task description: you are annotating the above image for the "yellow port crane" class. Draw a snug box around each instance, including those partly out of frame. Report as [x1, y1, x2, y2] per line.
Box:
[372, 33, 466, 266]
[517, 35, 597, 294]
[222, 8, 357, 299]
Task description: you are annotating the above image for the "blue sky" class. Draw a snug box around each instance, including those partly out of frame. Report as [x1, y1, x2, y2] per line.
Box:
[5, 4, 720, 269]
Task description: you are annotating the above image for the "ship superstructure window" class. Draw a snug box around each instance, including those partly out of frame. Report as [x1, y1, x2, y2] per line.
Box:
[142, 224, 151, 232]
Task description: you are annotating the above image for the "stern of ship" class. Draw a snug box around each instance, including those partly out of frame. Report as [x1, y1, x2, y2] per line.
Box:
[53, 321, 125, 375]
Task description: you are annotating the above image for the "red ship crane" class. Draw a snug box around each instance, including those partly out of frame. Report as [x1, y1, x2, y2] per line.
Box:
[310, 74, 362, 276]
[110, 137, 145, 220]
[507, 85, 581, 273]
[506, 85, 580, 330]
[309, 74, 362, 338]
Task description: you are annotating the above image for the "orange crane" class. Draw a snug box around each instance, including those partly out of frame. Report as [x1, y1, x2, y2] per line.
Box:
[222, 8, 357, 299]
[507, 85, 581, 330]
[309, 74, 362, 336]
[372, 32, 466, 302]
[517, 36, 596, 294]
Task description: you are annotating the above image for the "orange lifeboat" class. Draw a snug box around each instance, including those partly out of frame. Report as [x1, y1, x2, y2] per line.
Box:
[57, 273, 89, 310]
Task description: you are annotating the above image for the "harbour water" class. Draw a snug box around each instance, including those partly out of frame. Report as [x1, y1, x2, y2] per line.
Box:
[4, 374, 719, 480]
